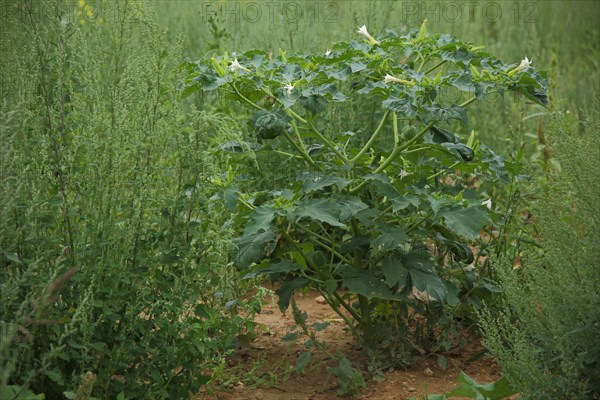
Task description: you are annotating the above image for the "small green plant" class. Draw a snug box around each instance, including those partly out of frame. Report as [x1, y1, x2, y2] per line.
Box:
[326, 356, 366, 396]
[408, 371, 517, 400]
[183, 21, 548, 354]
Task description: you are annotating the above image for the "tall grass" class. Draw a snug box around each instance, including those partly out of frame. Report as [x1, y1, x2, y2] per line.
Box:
[479, 106, 600, 399]
[1, 1, 256, 398]
[1, 0, 598, 398]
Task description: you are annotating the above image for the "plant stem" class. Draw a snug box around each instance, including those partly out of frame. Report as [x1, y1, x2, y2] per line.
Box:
[405, 210, 434, 234]
[272, 150, 302, 159]
[238, 198, 255, 211]
[349, 96, 478, 195]
[308, 121, 350, 164]
[349, 121, 436, 194]
[289, 119, 309, 150]
[349, 220, 375, 346]
[427, 161, 461, 180]
[281, 130, 323, 171]
[425, 60, 447, 74]
[304, 235, 352, 265]
[282, 232, 321, 274]
[392, 112, 400, 145]
[230, 82, 264, 110]
[350, 110, 390, 163]
[316, 289, 359, 336]
[331, 291, 362, 323]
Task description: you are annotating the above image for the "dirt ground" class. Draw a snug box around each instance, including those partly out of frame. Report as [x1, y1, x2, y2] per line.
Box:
[196, 289, 506, 400]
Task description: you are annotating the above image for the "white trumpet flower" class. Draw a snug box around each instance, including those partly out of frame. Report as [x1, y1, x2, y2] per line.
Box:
[482, 198, 493, 210]
[517, 56, 532, 70]
[383, 73, 413, 85]
[229, 58, 247, 72]
[284, 83, 294, 94]
[508, 56, 532, 76]
[356, 25, 380, 45]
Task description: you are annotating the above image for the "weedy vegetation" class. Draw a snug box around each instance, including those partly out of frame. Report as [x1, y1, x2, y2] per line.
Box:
[1, 0, 598, 399]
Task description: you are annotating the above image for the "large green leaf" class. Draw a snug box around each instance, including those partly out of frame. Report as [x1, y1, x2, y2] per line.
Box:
[382, 254, 407, 287]
[249, 110, 290, 140]
[214, 186, 239, 212]
[0, 386, 45, 400]
[391, 194, 420, 211]
[403, 251, 447, 302]
[382, 95, 418, 118]
[445, 372, 517, 400]
[232, 230, 276, 268]
[293, 198, 346, 227]
[301, 173, 349, 193]
[449, 72, 475, 91]
[276, 278, 309, 312]
[363, 174, 399, 198]
[509, 70, 548, 105]
[428, 126, 459, 144]
[442, 206, 489, 240]
[196, 70, 231, 91]
[423, 105, 467, 125]
[336, 195, 369, 221]
[339, 266, 399, 300]
[441, 143, 475, 162]
[244, 205, 276, 235]
[370, 224, 408, 256]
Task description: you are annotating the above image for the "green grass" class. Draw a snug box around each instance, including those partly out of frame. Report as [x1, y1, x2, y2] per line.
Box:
[1, 0, 598, 398]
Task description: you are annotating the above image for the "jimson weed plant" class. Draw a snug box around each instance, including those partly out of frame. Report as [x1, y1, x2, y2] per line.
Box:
[182, 21, 548, 349]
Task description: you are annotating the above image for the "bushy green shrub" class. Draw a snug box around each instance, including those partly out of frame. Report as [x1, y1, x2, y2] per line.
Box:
[0, 1, 258, 398]
[183, 19, 548, 364]
[479, 107, 600, 399]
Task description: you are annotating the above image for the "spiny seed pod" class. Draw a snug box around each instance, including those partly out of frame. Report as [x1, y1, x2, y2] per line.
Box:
[430, 126, 459, 144]
[249, 110, 290, 141]
[452, 143, 475, 162]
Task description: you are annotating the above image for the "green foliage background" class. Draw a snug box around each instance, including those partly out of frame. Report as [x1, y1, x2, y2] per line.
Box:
[1, 0, 598, 399]
[479, 108, 600, 399]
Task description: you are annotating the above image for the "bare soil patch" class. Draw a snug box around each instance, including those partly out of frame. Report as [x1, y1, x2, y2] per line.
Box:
[196, 289, 503, 400]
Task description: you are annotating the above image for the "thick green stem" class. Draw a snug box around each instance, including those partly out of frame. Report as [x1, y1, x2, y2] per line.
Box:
[427, 161, 461, 180]
[281, 130, 323, 171]
[230, 82, 264, 110]
[392, 112, 400, 145]
[281, 107, 348, 165]
[378, 121, 436, 171]
[350, 220, 375, 346]
[304, 235, 352, 265]
[349, 96, 477, 195]
[358, 295, 374, 346]
[238, 198, 255, 211]
[332, 291, 362, 323]
[284, 107, 308, 124]
[316, 289, 359, 336]
[289, 119, 308, 150]
[282, 231, 343, 287]
[425, 60, 447, 74]
[349, 121, 435, 194]
[405, 210, 434, 234]
[350, 110, 390, 163]
[308, 121, 349, 164]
